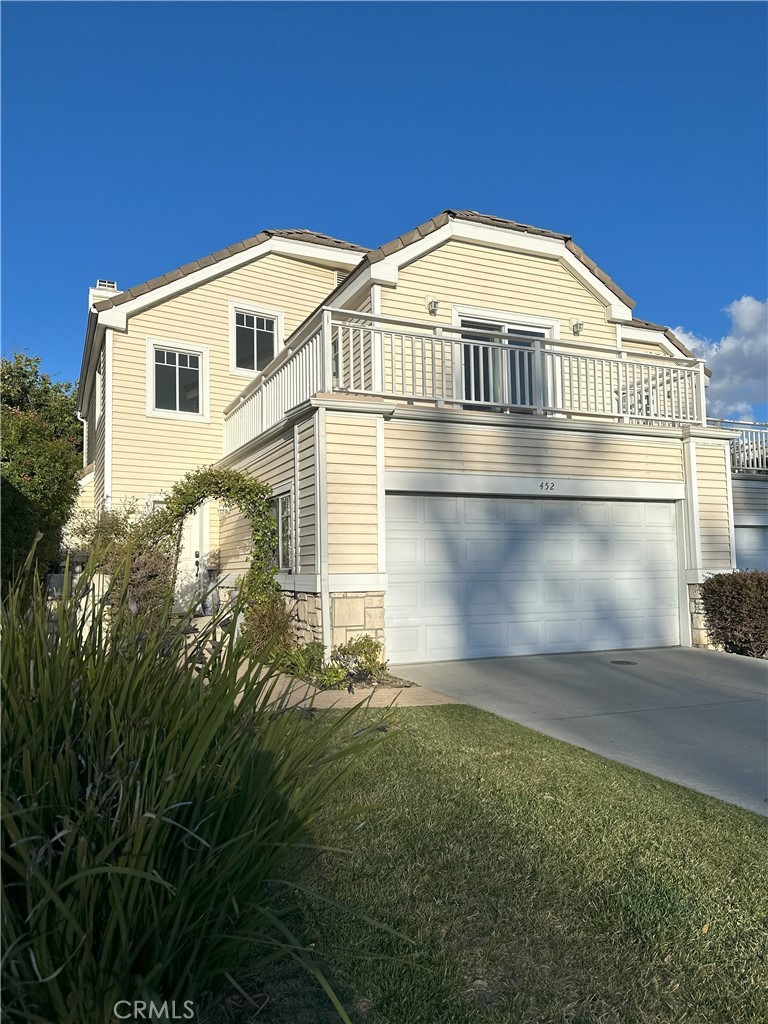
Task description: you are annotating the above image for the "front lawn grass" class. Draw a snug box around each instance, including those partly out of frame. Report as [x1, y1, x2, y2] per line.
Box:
[210, 705, 768, 1024]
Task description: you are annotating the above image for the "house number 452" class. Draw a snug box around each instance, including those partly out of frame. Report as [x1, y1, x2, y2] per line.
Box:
[539, 481, 555, 491]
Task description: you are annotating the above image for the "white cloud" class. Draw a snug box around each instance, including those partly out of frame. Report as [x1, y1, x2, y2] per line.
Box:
[674, 296, 768, 421]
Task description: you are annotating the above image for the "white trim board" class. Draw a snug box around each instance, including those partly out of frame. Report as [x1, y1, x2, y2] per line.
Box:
[451, 304, 559, 339]
[104, 330, 114, 508]
[384, 470, 685, 501]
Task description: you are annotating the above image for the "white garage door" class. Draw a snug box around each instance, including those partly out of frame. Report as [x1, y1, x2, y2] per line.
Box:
[735, 526, 768, 570]
[385, 494, 681, 663]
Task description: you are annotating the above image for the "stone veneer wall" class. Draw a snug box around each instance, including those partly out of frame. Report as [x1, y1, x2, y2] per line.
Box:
[688, 583, 716, 649]
[216, 586, 386, 651]
[331, 592, 385, 651]
[284, 592, 323, 645]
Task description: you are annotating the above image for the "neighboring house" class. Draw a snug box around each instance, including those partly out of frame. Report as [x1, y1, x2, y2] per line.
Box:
[724, 423, 768, 571]
[75, 209, 768, 662]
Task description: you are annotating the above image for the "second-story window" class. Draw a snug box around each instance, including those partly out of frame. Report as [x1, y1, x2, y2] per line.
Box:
[154, 348, 200, 413]
[235, 311, 276, 371]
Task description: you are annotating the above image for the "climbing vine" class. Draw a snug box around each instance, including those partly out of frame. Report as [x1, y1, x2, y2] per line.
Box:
[139, 467, 279, 603]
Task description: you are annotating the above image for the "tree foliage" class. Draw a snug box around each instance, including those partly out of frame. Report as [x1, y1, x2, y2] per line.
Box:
[1, 354, 83, 582]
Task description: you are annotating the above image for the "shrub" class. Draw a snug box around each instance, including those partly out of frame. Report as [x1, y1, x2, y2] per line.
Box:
[700, 570, 768, 658]
[241, 592, 295, 652]
[66, 503, 176, 622]
[276, 635, 388, 691]
[332, 635, 388, 682]
[1, 551, 382, 1023]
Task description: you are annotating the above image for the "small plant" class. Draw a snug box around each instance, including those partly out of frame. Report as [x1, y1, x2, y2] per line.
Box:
[317, 661, 349, 691]
[700, 569, 768, 657]
[332, 635, 388, 682]
[278, 641, 326, 680]
[276, 642, 348, 690]
[277, 635, 388, 690]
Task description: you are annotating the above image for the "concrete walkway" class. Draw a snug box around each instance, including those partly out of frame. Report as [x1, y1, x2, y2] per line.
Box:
[392, 647, 768, 815]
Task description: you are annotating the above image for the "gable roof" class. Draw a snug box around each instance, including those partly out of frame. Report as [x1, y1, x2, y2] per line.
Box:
[92, 228, 368, 312]
[364, 209, 636, 311]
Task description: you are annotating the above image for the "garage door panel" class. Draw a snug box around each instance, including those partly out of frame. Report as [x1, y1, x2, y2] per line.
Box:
[387, 494, 419, 521]
[646, 539, 678, 565]
[504, 500, 537, 524]
[612, 503, 643, 525]
[467, 579, 505, 605]
[466, 537, 503, 566]
[543, 580, 579, 607]
[425, 496, 460, 522]
[387, 537, 419, 567]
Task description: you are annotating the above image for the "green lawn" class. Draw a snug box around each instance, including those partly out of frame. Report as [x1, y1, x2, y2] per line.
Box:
[207, 705, 768, 1024]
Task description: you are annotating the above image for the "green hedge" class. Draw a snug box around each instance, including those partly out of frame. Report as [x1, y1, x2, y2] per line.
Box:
[700, 570, 768, 658]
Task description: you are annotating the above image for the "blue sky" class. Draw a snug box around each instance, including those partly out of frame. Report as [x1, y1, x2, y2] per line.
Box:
[2, 1, 766, 415]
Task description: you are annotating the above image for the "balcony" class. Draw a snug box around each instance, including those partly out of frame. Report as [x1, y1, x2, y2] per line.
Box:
[223, 308, 708, 456]
[708, 420, 768, 474]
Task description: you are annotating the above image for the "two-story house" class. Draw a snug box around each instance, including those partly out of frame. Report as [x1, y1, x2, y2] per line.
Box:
[76, 209, 768, 663]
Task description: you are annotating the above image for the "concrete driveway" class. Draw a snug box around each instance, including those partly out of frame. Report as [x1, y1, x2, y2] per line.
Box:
[392, 647, 768, 814]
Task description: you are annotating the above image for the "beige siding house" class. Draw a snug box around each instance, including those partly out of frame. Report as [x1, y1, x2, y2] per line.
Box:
[76, 210, 767, 661]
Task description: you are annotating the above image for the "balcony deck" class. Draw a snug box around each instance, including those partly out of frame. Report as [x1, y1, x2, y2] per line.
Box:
[708, 420, 768, 474]
[223, 307, 709, 456]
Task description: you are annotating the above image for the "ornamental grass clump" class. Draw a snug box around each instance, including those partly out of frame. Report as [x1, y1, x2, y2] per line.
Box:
[2, 551, 382, 1023]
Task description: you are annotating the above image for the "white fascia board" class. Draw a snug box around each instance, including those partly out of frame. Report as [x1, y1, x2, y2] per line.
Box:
[268, 236, 364, 269]
[384, 469, 685, 501]
[92, 237, 364, 328]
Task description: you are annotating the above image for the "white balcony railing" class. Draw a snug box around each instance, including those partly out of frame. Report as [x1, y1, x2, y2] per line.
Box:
[708, 420, 768, 473]
[223, 308, 708, 455]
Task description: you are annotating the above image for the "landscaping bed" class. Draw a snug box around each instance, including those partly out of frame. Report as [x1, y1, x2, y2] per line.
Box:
[206, 705, 768, 1024]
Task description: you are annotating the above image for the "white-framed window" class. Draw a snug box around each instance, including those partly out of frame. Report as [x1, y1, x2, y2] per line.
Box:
[145, 337, 210, 421]
[228, 300, 284, 376]
[270, 489, 294, 573]
[146, 493, 168, 514]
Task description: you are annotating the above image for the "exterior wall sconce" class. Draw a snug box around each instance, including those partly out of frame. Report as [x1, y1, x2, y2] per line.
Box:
[572, 321, 584, 336]
[427, 299, 440, 316]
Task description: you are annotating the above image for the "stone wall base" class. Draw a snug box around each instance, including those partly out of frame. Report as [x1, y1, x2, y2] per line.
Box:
[284, 592, 323, 645]
[688, 583, 717, 649]
[216, 585, 387, 654]
[331, 591, 385, 653]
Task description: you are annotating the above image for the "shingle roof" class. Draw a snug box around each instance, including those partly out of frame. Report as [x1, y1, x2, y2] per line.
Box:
[92, 228, 368, 311]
